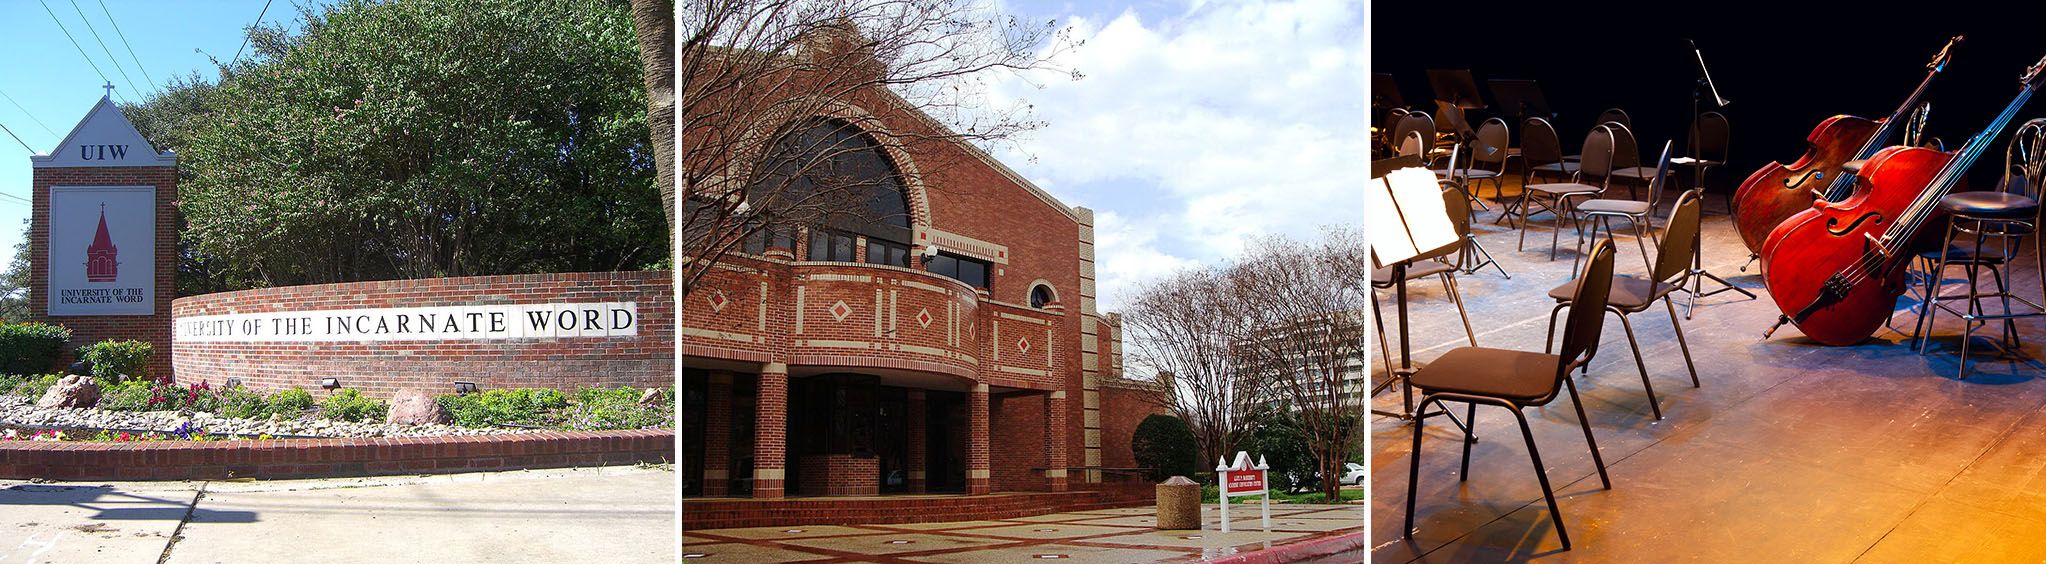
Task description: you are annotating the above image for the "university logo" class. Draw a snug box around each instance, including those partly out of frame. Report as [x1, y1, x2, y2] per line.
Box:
[85, 203, 117, 282]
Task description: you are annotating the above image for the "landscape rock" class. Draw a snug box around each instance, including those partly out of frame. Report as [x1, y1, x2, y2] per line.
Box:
[386, 388, 449, 425]
[638, 388, 662, 406]
[35, 375, 100, 409]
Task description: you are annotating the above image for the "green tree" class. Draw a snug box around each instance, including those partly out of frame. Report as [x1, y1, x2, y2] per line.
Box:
[1241, 411, 1322, 494]
[178, 0, 665, 288]
[1131, 414, 1203, 483]
[0, 221, 29, 323]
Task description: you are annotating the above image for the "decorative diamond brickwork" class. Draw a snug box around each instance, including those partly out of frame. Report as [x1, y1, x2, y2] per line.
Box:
[916, 308, 933, 328]
[707, 290, 729, 312]
[829, 300, 853, 322]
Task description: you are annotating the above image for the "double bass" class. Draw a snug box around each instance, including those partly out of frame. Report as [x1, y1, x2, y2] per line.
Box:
[1733, 36, 1963, 258]
[1761, 54, 2046, 346]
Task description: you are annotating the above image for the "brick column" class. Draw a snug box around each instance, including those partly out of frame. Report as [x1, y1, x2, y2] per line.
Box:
[907, 389, 927, 493]
[968, 383, 990, 495]
[753, 364, 788, 499]
[701, 372, 733, 496]
[1044, 390, 1068, 492]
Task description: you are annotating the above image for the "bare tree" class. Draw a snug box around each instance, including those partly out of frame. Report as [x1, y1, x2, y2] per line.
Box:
[680, 0, 1076, 295]
[1222, 230, 1370, 501]
[1121, 267, 1270, 469]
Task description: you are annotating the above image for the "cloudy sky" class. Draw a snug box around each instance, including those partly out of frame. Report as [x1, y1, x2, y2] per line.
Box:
[978, 0, 1365, 311]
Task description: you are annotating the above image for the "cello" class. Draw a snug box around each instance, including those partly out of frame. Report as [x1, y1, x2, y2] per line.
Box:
[1733, 36, 1962, 259]
[1761, 54, 2046, 346]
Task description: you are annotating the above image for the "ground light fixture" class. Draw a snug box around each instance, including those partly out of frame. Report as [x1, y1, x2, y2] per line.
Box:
[320, 378, 340, 389]
[225, 377, 241, 388]
[454, 381, 479, 394]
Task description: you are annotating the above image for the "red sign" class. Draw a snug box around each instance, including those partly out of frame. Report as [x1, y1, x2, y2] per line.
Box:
[1223, 469, 1265, 496]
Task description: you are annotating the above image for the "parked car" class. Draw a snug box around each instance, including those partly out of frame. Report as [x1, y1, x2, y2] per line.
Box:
[1341, 462, 1365, 485]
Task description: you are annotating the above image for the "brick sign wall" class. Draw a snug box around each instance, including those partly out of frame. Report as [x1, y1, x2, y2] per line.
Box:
[172, 271, 675, 397]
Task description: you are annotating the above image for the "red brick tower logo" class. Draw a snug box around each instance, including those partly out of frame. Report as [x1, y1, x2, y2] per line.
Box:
[85, 202, 117, 282]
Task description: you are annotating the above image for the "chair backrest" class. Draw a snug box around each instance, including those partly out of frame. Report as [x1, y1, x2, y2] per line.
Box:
[1604, 121, 1640, 170]
[1596, 108, 1631, 129]
[1521, 117, 1562, 164]
[1473, 118, 1510, 165]
[1691, 112, 1730, 161]
[2002, 118, 2046, 200]
[1654, 188, 1704, 283]
[1578, 125, 1616, 182]
[1642, 140, 1675, 209]
[1556, 239, 1617, 382]
[1398, 131, 1427, 158]
[1395, 112, 1437, 150]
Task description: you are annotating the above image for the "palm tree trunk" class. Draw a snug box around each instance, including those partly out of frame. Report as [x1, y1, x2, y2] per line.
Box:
[630, 0, 677, 235]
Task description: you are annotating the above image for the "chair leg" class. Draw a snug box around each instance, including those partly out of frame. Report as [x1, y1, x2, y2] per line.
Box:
[1631, 218, 1653, 275]
[1665, 296, 1700, 388]
[1459, 402, 1477, 481]
[1614, 309, 1664, 420]
[1561, 377, 1611, 489]
[1916, 257, 1944, 353]
[1404, 396, 1431, 538]
[1372, 291, 1396, 379]
[1509, 405, 1571, 550]
[1550, 198, 1568, 261]
[1443, 274, 1477, 347]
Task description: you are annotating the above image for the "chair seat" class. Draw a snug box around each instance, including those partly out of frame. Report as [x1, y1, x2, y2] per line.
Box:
[1918, 245, 2009, 265]
[1526, 182, 1600, 196]
[1576, 199, 1653, 215]
[1409, 347, 1561, 402]
[1562, 154, 1582, 162]
[1938, 191, 2040, 219]
[1373, 261, 1457, 286]
[1435, 169, 1500, 180]
[1533, 162, 1580, 175]
[1610, 166, 1659, 180]
[1548, 274, 1675, 310]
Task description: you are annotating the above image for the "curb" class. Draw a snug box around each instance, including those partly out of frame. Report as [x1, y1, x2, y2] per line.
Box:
[1205, 530, 1365, 564]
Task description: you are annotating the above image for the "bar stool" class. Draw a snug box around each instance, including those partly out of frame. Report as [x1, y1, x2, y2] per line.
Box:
[1912, 138, 2046, 377]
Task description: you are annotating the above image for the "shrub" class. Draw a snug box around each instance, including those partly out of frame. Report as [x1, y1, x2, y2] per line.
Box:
[12, 374, 60, 401]
[269, 388, 315, 413]
[437, 388, 572, 427]
[98, 380, 155, 411]
[0, 323, 71, 376]
[318, 389, 388, 422]
[1241, 412, 1321, 494]
[214, 385, 269, 419]
[560, 386, 670, 430]
[1132, 414, 1203, 483]
[0, 373, 28, 396]
[79, 340, 153, 386]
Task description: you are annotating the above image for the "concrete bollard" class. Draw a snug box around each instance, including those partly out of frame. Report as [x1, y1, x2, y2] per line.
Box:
[1155, 475, 1202, 530]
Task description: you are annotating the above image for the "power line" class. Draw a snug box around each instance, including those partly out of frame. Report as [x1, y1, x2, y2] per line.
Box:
[36, 0, 128, 104]
[97, 0, 157, 96]
[230, 0, 277, 67]
[69, 0, 143, 99]
[0, 122, 35, 154]
[0, 90, 60, 139]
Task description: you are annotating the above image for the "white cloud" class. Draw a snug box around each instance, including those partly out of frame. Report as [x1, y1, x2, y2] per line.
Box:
[985, 0, 1365, 311]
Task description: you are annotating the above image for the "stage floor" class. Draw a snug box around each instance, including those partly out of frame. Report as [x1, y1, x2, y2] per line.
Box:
[1372, 176, 2046, 561]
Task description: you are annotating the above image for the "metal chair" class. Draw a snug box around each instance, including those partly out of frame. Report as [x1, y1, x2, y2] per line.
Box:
[1911, 118, 2046, 378]
[1545, 189, 1705, 420]
[1499, 117, 1568, 226]
[1602, 122, 1656, 201]
[1439, 118, 1510, 202]
[1519, 125, 1614, 260]
[1673, 112, 1731, 213]
[1394, 111, 1441, 164]
[1564, 108, 1631, 163]
[1403, 239, 1619, 552]
[1575, 140, 1675, 275]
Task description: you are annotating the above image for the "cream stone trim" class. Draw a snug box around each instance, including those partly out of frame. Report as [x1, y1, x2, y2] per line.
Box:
[755, 469, 785, 480]
[682, 327, 758, 344]
[807, 273, 874, 283]
[1050, 390, 1065, 399]
[794, 286, 807, 334]
[1045, 469, 1068, 478]
[998, 366, 1049, 377]
[915, 225, 1011, 265]
[757, 282, 769, 332]
[804, 339, 877, 349]
[972, 383, 989, 393]
[763, 362, 788, 374]
[996, 312, 1053, 325]
[968, 469, 991, 479]
[900, 279, 950, 294]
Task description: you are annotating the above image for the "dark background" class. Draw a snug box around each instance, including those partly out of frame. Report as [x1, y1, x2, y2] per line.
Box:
[1372, 4, 2046, 190]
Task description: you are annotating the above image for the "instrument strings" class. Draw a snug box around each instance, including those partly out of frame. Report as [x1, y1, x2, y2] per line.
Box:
[1830, 87, 2037, 288]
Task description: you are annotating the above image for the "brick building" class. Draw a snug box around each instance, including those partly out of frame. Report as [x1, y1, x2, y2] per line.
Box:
[682, 28, 1164, 506]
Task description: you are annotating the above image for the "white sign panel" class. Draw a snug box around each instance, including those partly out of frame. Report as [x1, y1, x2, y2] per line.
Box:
[176, 302, 639, 343]
[30, 96, 176, 168]
[49, 186, 155, 316]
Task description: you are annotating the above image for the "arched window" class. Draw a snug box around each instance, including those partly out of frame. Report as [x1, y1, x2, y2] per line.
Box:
[1030, 284, 1056, 308]
[751, 118, 912, 266]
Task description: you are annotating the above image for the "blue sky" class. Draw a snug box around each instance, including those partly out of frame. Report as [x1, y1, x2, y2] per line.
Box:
[981, 0, 1366, 310]
[0, 0, 297, 267]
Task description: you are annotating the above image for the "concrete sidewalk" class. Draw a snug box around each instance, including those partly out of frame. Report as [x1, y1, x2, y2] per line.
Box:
[0, 466, 676, 563]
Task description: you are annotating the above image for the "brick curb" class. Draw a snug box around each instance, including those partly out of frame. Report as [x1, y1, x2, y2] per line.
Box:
[0, 428, 673, 481]
[1207, 530, 1365, 564]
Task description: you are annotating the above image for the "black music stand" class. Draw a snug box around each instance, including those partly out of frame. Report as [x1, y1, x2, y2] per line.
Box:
[1487, 79, 1553, 122]
[1367, 161, 1473, 435]
[1426, 69, 1486, 111]
[1674, 38, 1754, 315]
